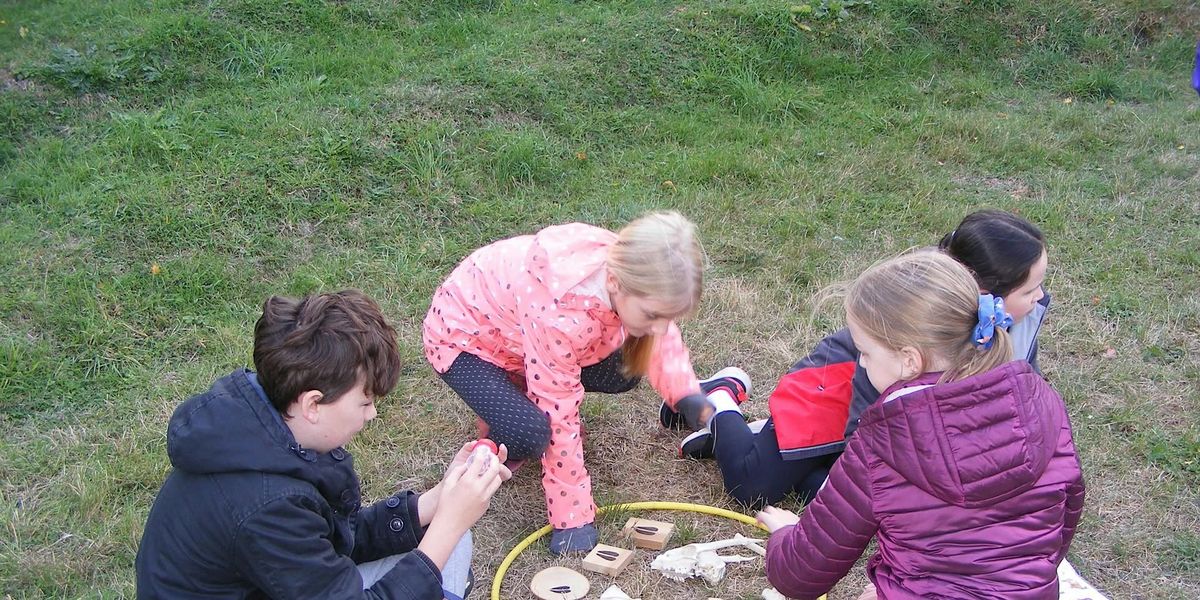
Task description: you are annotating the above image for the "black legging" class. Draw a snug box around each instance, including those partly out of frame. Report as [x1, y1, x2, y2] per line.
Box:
[711, 412, 839, 509]
[439, 351, 640, 461]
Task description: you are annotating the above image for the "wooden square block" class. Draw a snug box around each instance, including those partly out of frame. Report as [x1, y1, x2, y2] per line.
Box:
[582, 544, 635, 576]
[622, 517, 675, 550]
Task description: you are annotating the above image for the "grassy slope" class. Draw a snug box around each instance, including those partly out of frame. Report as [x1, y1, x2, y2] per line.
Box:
[1, 0, 1197, 597]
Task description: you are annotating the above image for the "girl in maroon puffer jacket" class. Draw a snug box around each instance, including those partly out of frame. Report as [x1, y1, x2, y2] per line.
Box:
[757, 251, 1085, 600]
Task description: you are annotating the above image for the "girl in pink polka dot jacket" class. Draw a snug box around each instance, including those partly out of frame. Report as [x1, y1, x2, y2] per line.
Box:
[423, 211, 710, 555]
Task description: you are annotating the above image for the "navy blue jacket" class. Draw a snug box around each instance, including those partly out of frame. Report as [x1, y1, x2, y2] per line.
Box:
[136, 370, 443, 599]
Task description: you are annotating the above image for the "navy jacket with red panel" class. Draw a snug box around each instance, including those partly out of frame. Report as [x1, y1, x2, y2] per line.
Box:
[768, 292, 1049, 460]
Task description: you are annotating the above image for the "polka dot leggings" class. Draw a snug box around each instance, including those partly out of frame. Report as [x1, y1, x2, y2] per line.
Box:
[439, 351, 640, 461]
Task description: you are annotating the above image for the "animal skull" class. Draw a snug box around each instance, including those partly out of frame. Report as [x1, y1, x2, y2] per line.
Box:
[649, 534, 766, 585]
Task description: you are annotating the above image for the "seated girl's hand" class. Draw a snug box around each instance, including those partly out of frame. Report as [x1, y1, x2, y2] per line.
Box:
[756, 506, 801, 533]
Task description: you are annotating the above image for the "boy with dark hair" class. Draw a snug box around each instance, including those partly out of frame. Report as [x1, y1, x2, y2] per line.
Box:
[136, 290, 509, 599]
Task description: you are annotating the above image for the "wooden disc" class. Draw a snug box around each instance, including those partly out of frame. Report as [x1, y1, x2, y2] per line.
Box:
[530, 566, 590, 600]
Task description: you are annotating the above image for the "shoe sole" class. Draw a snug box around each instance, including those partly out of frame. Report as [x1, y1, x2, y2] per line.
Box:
[679, 418, 769, 459]
[679, 428, 713, 459]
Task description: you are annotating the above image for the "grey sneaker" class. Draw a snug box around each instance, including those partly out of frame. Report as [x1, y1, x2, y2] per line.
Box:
[548, 523, 599, 556]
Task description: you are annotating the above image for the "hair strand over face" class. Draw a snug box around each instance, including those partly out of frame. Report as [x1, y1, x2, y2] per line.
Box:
[608, 211, 704, 376]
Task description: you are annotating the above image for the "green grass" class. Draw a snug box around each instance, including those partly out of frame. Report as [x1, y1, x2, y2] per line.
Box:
[2, 0, 1198, 597]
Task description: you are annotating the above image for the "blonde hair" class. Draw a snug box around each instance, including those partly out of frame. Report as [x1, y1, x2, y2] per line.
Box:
[845, 251, 1011, 383]
[608, 211, 704, 376]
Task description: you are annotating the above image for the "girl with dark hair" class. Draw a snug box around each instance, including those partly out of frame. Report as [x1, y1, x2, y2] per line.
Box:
[939, 209, 1049, 367]
[670, 209, 1051, 510]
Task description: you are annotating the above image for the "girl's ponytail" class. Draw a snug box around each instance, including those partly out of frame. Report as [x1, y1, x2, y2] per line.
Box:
[943, 294, 1013, 382]
[621, 335, 656, 377]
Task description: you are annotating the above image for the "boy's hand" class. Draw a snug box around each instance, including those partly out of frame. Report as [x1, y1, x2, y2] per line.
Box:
[420, 442, 513, 526]
[436, 452, 504, 531]
[417, 451, 503, 571]
[445, 442, 475, 475]
[756, 505, 800, 533]
[494, 446, 513, 482]
[447, 441, 513, 482]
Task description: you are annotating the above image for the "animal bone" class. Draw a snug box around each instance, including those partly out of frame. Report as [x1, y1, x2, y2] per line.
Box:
[598, 585, 641, 600]
[762, 587, 787, 600]
[650, 534, 766, 585]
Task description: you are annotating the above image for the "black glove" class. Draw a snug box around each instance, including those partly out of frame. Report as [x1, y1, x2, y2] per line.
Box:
[673, 393, 712, 431]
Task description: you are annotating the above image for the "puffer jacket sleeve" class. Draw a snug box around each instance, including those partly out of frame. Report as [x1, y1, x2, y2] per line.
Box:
[234, 495, 442, 599]
[521, 317, 596, 529]
[765, 436, 877, 599]
[647, 321, 702, 407]
[352, 491, 426, 563]
[1055, 421, 1086, 563]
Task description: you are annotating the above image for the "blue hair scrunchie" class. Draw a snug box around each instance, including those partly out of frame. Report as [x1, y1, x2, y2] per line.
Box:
[973, 294, 1014, 350]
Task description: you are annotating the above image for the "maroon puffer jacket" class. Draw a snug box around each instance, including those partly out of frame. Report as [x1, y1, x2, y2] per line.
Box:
[765, 362, 1085, 599]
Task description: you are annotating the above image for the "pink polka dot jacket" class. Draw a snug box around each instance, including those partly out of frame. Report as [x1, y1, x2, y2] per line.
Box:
[423, 222, 701, 529]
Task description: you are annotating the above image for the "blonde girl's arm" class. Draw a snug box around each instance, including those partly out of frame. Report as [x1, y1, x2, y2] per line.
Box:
[645, 321, 702, 406]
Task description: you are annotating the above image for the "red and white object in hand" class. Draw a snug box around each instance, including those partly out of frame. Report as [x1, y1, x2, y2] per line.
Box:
[471, 439, 499, 455]
[466, 439, 499, 473]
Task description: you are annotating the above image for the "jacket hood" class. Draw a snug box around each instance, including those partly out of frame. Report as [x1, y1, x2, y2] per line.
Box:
[526, 223, 617, 298]
[165, 369, 360, 511]
[862, 361, 1063, 508]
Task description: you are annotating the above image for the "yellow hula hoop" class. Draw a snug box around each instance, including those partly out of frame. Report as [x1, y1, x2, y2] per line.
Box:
[490, 500, 825, 600]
